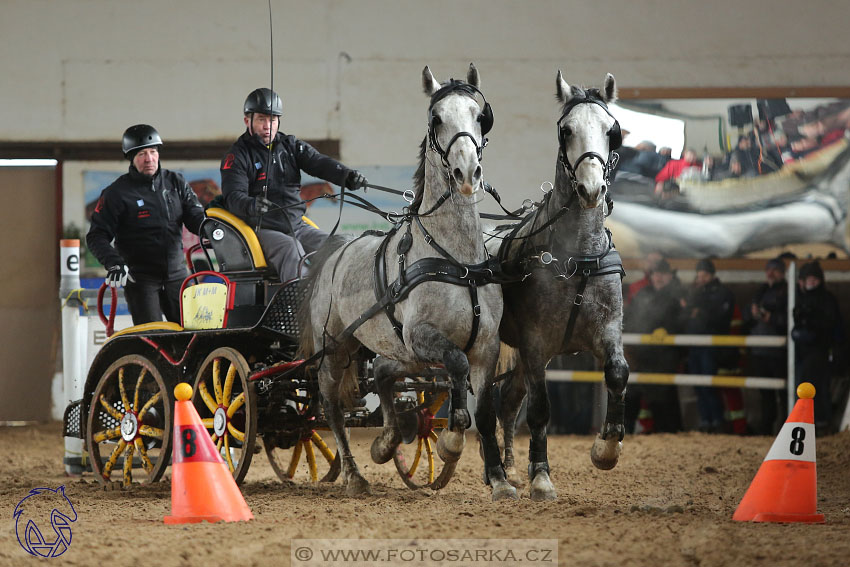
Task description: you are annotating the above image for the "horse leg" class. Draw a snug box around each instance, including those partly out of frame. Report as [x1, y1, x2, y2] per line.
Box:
[318, 363, 369, 496]
[409, 323, 470, 463]
[499, 371, 527, 488]
[370, 356, 405, 464]
[590, 337, 630, 470]
[475, 379, 517, 500]
[524, 357, 557, 501]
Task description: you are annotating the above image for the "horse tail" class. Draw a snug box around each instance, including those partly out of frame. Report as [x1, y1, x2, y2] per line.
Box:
[496, 342, 517, 376]
[297, 235, 351, 359]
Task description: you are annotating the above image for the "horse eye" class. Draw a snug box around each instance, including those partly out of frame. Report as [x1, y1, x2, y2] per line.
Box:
[476, 114, 484, 123]
[431, 115, 442, 126]
[561, 126, 573, 137]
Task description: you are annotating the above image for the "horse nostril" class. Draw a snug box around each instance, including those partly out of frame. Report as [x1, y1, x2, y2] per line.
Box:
[453, 168, 464, 184]
[577, 183, 587, 195]
[473, 165, 482, 182]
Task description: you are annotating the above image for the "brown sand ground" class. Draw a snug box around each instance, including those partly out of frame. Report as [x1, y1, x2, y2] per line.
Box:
[0, 423, 848, 567]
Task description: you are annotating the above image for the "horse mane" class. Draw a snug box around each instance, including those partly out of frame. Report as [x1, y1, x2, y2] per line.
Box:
[559, 86, 606, 116]
[410, 136, 427, 213]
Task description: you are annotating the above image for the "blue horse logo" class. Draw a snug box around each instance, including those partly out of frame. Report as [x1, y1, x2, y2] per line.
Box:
[13, 486, 78, 557]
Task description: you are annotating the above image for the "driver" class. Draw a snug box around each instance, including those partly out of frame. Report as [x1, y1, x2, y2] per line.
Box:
[220, 88, 368, 282]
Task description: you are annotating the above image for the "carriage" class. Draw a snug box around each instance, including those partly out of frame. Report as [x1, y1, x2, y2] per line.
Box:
[62, 205, 459, 491]
[62, 64, 629, 501]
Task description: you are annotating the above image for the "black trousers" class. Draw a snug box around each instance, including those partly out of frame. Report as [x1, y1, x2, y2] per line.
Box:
[123, 277, 184, 325]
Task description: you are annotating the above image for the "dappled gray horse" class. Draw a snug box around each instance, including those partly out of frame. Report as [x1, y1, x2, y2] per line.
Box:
[299, 64, 503, 496]
[479, 72, 629, 501]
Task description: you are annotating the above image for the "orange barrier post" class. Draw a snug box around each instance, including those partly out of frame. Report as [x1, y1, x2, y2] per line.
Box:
[164, 383, 253, 524]
[732, 382, 825, 523]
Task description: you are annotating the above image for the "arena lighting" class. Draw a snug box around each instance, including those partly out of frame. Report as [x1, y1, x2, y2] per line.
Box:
[0, 159, 58, 166]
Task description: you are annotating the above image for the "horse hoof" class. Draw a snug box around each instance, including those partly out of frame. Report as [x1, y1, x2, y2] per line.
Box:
[590, 434, 622, 471]
[370, 432, 400, 464]
[530, 472, 557, 501]
[505, 465, 525, 488]
[491, 481, 518, 501]
[345, 474, 371, 497]
[437, 430, 465, 463]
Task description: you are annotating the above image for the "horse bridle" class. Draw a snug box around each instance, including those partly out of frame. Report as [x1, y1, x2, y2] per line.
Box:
[556, 90, 622, 191]
[427, 80, 493, 169]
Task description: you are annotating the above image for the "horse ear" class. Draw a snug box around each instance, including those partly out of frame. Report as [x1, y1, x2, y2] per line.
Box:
[603, 73, 618, 104]
[556, 70, 572, 104]
[422, 66, 441, 96]
[467, 63, 481, 88]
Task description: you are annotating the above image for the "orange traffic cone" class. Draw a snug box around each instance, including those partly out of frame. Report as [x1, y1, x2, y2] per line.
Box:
[164, 383, 253, 524]
[732, 382, 825, 523]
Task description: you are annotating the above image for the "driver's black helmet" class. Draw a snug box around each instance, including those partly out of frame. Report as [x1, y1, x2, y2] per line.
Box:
[243, 88, 283, 116]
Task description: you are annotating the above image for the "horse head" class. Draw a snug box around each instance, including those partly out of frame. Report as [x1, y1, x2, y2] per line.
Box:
[555, 71, 620, 209]
[422, 63, 491, 197]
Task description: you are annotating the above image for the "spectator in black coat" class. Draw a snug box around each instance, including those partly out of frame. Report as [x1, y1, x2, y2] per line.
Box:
[792, 261, 843, 434]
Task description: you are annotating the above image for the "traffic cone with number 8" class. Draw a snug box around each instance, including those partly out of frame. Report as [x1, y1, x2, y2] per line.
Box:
[164, 383, 253, 524]
[732, 382, 825, 523]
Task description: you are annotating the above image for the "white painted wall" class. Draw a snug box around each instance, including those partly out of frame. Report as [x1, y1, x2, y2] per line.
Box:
[4, 0, 850, 217]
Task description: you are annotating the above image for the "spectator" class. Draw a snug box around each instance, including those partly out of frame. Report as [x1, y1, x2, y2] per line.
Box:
[625, 250, 663, 306]
[220, 88, 367, 282]
[792, 261, 843, 435]
[680, 258, 736, 432]
[619, 141, 667, 178]
[624, 259, 685, 433]
[743, 257, 789, 435]
[654, 148, 700, 198]
[87, 124, 205, 325]
[733, 134, 760, 177]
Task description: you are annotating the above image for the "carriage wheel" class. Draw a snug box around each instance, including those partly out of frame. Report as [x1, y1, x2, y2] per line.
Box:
[263, 393, 340, 483]
[87, 354, 172, 487]
[192, 347, 257, 485]
[393, 391, 457, 490]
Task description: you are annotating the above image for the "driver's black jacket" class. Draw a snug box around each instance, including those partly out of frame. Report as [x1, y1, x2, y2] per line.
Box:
[220, 130, 350, 234]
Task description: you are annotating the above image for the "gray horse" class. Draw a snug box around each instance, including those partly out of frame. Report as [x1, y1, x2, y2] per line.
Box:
[299, 64, 504, 496]
[478, 71, 629, 501]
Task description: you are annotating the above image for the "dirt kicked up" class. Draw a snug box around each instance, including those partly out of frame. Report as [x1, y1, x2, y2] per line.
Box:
[1, 423, 848, 567]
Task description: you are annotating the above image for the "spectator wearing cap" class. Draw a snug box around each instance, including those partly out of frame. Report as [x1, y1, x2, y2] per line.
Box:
[680, 258, 737, 432]
[624, 258, 685, 433]
[792, 261, 844, 435]
[744, 257, 789, 435]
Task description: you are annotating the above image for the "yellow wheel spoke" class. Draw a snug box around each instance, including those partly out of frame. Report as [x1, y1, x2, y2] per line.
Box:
[427, 392, 449, 415]
[425, 436, 435, 484]
[134, 438, 153, 473]
[223, 434, 235, 472]
[311, 431, 335, 464]
[102, 440, 127, 478]
[226, 421, 245, 442]
[123, 443, 135, 487]
[428, 430, 439, 443]
[287, 440, 303, 479]
[201, 418, 215, 429]
[223, 364, 237, 406]
[211, 433, 219, 444]
[305, 438, 318, 482]
[417, 391, 425, 405]
[432, 418, 449, 429]
[133, 367, 148, 412]
[408, 438, 423, 478]
[137, 391, 162, 421]
[226, 393, 245, 418]
[98, 395, 124, 422]
[92, 426, 121, 444]
[198, 381, 218, 414]
[138, 425, 163, 440]
[118, 368, 130, 412]
[216, 437, 223, 452]
[213, 359, 224, 405]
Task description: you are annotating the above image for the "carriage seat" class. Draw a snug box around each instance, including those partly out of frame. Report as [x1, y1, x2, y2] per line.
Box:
[202, 207, 271, 274]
